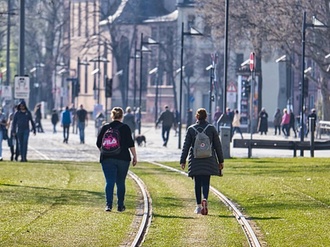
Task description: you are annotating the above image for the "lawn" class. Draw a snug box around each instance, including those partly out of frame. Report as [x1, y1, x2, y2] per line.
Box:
[1, 158, 329, 247]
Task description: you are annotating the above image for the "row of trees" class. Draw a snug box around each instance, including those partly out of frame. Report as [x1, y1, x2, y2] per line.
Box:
[197, 0, 330, 119]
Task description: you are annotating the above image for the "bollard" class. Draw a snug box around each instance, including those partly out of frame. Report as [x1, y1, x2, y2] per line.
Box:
[309, 117, 315, 157]
[220, 126, 231, 159]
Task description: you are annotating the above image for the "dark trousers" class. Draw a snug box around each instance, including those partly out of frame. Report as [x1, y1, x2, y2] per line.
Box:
[194, 175, 211, 204]
[162, 125, 171, 146]
[274, 125, 281, 135]
[17, 129, 30, 161]
[63, 124, 70, 142]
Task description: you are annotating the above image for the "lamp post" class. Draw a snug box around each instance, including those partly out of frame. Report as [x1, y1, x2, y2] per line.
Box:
[149, 67, 159, 122]
[138, 33, 158, 134]
[300, 12, 328, 156]
[30, 62, 45, 105]
[178, 22, 203, 149]
[131, 40, 140, 109]
[78, 57, 90, 95]
[206, 64, 214, 123]
[89, 56, 109, 105]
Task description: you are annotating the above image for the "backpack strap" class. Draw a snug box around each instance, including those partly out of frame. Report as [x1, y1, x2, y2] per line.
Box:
[202, 124, 212, 133]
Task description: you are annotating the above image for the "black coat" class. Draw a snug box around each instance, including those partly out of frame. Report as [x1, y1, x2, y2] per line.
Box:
[180, 120, 224, 177]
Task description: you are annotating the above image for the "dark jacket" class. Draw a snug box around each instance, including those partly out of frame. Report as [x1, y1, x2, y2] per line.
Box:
[123, 113, 136, 133]
[180, 120, 224, 177]
[156, 109, 174, 128]
[96, 121, 134, 162]
[12, 110, 36, 134]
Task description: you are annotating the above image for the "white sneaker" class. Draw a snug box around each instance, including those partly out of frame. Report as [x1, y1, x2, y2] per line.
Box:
[194, 206, 202, 214]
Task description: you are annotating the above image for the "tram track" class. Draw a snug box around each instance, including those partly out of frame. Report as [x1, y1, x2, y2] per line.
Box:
[24, 123, 260, 246]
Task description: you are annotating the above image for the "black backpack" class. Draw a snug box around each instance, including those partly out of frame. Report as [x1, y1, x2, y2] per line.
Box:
[101, 125, 122, 155]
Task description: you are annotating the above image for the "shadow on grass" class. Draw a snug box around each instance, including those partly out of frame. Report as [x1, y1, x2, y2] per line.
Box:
[152, 213, 194, 219]
[0, 183, 104, 207]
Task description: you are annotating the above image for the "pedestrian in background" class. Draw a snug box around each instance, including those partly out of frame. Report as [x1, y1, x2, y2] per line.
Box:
[180, 108, 224, 215]
[288, 109, 297, 138]
[123, 106, 136, 139]
[34, 103, 44, 133]
[232, 109, 243, 139]
[306, 108, 317, 138]
[213, 106, 222, 126]
[273, 108, 282, 135]
[76, 104, 88, 144]
[281, 108, 290, 137]
[96, 107, 137, 212]
[11, 100, 36, 162]
[7, 105, 19, 161]
[0, 108, 7, 161]
[155, 105, 175, 147]
[61, 106, 72, 143]
[95, 112, 105, 137]
[258, 107, 268, 135]
[51, 109, 59, 133]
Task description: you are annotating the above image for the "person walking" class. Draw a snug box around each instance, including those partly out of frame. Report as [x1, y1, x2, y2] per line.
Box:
[180, 108, 224, 215]
[281, 108, 290, 137]
[306, 108, 317, 138]
[123, 106, 136, 139]
[51, 109, 59, 133]
[76, 104, 88, 144]
[34, 103, 44, 133]
[0, 108, 7, 161]
[273, 108, 282, 135]
[232, 109, 243, 139]
[11, 100, 36, 162]
[61, 106, 72, 143]
[258, 107, 268, 135]
[288, 109, 297, 137]
[213, 106, 222, 126]
[155, 105, 175, 147]
[7, 105, 20, 161]
[96, 107, 137, 212]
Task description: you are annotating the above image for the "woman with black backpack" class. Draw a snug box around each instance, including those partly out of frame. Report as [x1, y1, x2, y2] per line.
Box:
[96, 107, 137, 212]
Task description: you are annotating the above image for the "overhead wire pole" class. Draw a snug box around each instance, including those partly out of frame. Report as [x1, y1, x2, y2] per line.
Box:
[178, 22, 184, 149]
[19, 0, 25, 76]
[300, 11, 306, 157]
[223, 0, 229, 114]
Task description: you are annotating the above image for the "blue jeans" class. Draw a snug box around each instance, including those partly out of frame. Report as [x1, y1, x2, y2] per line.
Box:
[17, 129, 30, 161]
[101, 158, 130, 208]
[63, 124, 70, 141]
[77, 121, 85, 143]
[162, 125, 171, 146]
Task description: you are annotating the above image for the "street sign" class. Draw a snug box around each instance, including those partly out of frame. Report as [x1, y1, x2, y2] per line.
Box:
[227, 82, 237, 92]
[250, 52, 255, 72]
[1, 85, 12, 99]
[14, 76, 30, 99]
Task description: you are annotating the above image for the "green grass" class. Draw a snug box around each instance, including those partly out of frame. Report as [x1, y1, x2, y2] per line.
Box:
[0, 160, 138, 247]
[162, 158, 330, 247]
[1, 158, 330, 247]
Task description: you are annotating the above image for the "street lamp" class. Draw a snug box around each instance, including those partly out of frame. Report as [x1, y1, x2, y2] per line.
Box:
[300, 12, 328, 156]
[78, 57, 90, 95]
[275, 54, 293, 109]
[149, 67, 159, 122]
[206, 64, 214, 123]
[30, 62, 45, 105]
[178, 22, 203, 149]
[138, 33, 158, 134]
[89, 56, 109, 105]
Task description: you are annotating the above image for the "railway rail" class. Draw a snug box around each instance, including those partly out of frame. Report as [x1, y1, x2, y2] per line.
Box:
[19, 121, 261, 247]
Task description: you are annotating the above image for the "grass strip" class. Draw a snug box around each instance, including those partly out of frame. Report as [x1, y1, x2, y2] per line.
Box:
[133, 162, 246, 246]
[0, 160, 138, 247]
[163, 158, 330, 247]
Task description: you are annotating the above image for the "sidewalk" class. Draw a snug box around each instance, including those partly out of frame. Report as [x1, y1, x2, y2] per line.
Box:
[2, 119, 329, 162]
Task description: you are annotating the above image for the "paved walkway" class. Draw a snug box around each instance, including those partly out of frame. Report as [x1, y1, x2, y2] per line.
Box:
[2, 118, 330, 162]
